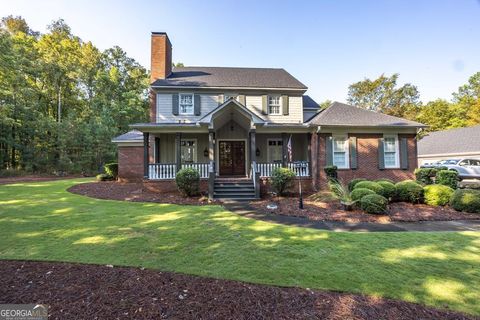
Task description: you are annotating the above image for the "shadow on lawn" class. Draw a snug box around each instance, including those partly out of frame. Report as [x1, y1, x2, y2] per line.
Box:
[0, 179, 479, 316]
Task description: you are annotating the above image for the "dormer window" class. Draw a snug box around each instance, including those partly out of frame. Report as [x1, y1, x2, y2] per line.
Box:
[179, 93, 194, 115]
[268, 96, 281, 115]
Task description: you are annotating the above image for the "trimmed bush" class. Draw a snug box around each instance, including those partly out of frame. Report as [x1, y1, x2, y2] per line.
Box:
[348, 178, 367, 191]
[375, 178, 394, 184]
[436, 170, 458, 189]
[376, 180, 396, 199]
[414, 168, 436, 185]
[351, 188, 376, 201]
[424, 184, 454, 206]
[324, 165, 338, 180]
[360, 194, 389, 214]
[394, 180, 424, 203]
[96, 173, 112, 181]
[271, 167, 296, 195]
[353, 181, 384, 195]
[175, 168, 200, 196]
[104, 162, 118, 179]
[450, 189, 480, 213]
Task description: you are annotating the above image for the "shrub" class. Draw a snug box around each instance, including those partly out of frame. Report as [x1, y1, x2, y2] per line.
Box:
[353, 181, 384, 195]
[424, 184, 454, 206]
[414, 168, 436, 185]
[436, 170, 458, 189]
[360, 194, 389, 214]
[271, 167, 296, 195]
[328, 179, 354, 205]
[96, 173, 112, 181]
[375, 178, 394, 184]
[376, 180, 396, 199]
[348, 178, 367, 191]
[394, 180, 424, 203]
[351, 188, 376, 201]
[104, 162, 118, 179]
[324, 165, 338, 180]
[175, 168, 200, 196]
[450, 189, 480, 213]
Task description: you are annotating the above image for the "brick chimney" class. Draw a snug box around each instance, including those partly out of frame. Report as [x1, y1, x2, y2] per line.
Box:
[150, 32, 172, 82]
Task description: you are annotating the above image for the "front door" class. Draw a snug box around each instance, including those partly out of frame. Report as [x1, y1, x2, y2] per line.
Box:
[219, 141, 246, 176]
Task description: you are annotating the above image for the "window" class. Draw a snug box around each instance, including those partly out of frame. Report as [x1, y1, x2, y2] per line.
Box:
[470, 160, 480, 166]
[179, 93, 194, 115]
[180, 139, 197, 163]
[384, 135, 399, 168]
[332, 136, 349, 169]
[268, 96, 281, 115]
[267, 139, 283, 163]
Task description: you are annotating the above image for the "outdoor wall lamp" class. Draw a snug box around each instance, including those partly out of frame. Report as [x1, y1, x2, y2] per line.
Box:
[203, 148, 209, 157]
[256, 148, 260, 157]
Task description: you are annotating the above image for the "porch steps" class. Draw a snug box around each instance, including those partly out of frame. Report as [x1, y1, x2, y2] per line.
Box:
[214, 179, 257, 200]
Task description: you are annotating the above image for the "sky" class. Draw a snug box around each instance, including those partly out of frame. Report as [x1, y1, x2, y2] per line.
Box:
[1, 0, 480, 103]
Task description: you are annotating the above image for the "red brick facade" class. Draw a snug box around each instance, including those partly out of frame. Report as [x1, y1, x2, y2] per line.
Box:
[144, 180, 208, 194]
[312, 133, 417, 189]
[118, 146, 144, 182]
[259, 177, 314, 195]
[150, 33, 172, 82]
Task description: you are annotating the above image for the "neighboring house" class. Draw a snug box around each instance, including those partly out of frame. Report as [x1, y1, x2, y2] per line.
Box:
[113, 32, 426, 200]
[418, 125, 480, 166]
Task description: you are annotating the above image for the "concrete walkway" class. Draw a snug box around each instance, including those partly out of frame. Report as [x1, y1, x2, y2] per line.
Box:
[223, 201, 480, 232]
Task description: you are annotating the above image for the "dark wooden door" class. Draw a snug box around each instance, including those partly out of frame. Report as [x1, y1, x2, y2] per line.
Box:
[219, 141, 245, 176]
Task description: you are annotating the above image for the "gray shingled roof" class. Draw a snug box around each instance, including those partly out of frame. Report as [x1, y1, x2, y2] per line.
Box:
[303, 95, 320, 109]
[308, 102, 426, 128]
[112, 130, 143, 142]
[418, 125, 480, 156]
[151, 67, 307, 90]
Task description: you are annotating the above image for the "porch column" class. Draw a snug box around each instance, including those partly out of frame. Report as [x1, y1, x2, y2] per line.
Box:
[250, 129, 256, 163]
[175, 132, 181, 172]
[143, 132, 149, 179]
[208, 129, 215, 162]
[281, 132, 288, 167]
[307, 133, 312, 176]
[208, 129, 215, 201]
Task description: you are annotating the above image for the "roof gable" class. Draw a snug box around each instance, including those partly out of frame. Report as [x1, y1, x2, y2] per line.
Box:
[151, 66, 307, 90]
[198, 98, 265, 125]
[308, 102, 426, 128]
[418, 125, 480, 155]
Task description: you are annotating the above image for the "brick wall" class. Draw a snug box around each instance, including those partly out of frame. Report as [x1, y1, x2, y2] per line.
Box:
[144, 179, 208, 194]
[312, 133, 417, 189]
[118, 146, 144, 182]
[150, 33, 172, 82]
[149, 90, 157, 123]
[259, 177, 314, 195]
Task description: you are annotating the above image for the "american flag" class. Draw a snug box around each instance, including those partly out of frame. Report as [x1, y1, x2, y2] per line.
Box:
[287, 135, 293, 162]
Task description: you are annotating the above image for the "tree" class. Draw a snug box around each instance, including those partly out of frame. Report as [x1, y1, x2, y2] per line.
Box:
[416, 99, 465, 132]
[347, 73, 420, 117]
[173, 62, 184, 67]
[453, 72, 480, 127]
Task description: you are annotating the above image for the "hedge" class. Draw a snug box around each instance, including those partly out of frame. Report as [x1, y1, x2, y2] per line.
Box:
[394, 180, 424, 203]
[436, 170, 458, 189]
[353, 181, 384, 196]
[271, 167, 296, 195]
[348, 178, 367, 191]
[104, 162, 118, 179]
[351, 188, 376, 201]
[175, 168, 200, 196]
[414, 168, 436, 185]
[450, 189, 480, 213]
[360, 194, 389, 214]
[424, 184, 454, 206]
[376, 180, 396, 199]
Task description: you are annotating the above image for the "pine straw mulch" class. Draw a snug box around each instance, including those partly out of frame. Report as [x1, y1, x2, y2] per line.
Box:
[68, 181, 216, 205]
[0, 260, 474, 320]
[250, 194, 480, 223]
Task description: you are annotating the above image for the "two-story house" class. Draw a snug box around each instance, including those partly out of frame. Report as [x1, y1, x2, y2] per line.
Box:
[113, 32, 426, 200]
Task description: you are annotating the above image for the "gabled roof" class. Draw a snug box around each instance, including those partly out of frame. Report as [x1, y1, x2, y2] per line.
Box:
[111, 130, 143, 142]
[308, 102, 426, 128]
[303, 95, 320, 110]
[418, 125, 480, 156]
[151, 66, 307, 90]
[197, 98, 265, 125]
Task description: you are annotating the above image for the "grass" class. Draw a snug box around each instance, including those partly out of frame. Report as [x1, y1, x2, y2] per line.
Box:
[0, 179, 479, 315]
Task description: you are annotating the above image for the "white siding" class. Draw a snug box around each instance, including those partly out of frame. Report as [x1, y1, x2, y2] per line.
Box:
[156, 93, 219, 123]
[245, 95, 303, 123]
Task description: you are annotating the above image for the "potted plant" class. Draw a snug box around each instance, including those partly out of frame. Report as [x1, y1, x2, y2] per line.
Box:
[328, 179, 356, 211]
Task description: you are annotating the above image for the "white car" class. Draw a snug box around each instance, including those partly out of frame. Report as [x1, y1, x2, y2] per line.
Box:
[434, 159, 480, 180]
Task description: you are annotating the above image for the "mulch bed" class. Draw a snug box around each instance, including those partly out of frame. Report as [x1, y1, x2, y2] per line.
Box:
[0, 175, 84, 185]
[250, 196, 480, 223]
[68, 181, 216, 205]
[0, 261, 474, 320]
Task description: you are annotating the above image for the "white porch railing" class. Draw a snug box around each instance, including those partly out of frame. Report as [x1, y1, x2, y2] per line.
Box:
[182, 163, 209, 178]
[149, 163, 176, 180]
[257, 161, 310, 177]
[148, 163, 209, 180]
[257, 162, 282, 177]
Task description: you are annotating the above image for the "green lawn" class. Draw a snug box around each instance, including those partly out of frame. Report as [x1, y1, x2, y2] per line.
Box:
[0, 179, 479, 315]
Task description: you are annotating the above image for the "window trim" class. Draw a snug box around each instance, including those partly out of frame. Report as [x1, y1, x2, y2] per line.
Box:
[383, 134, 400, 169]
[180, 138, 197, 163]
[267, 138, 283, 163]
[332, 135, 349, 169]
[267, 95, 282, 115]
[178, 93, 194, 115]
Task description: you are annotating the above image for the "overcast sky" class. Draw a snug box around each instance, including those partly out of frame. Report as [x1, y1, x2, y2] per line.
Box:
[1, 0, 480, 103]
